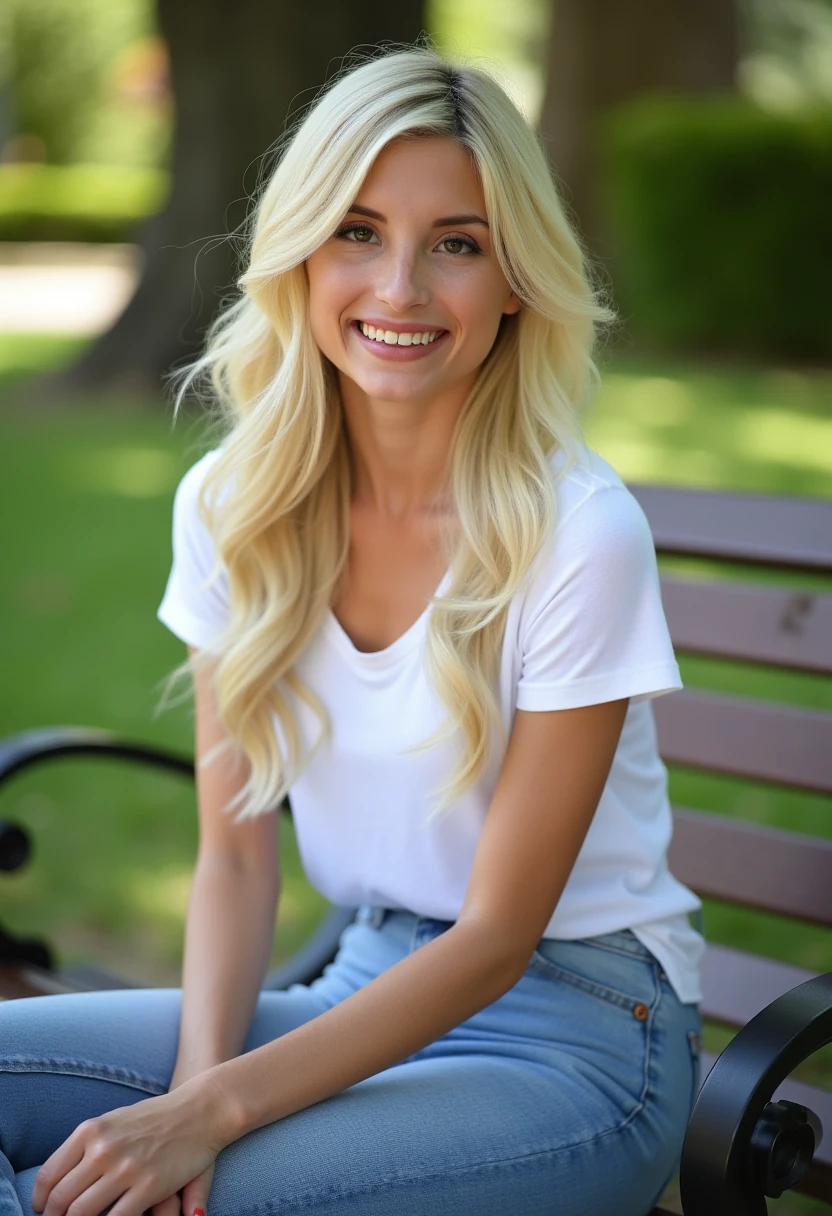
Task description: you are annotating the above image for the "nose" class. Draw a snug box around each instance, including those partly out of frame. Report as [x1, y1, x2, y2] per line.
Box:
[373, 244, 430, 313]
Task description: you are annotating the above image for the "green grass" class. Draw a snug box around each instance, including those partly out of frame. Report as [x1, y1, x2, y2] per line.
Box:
[1, 338, 830, 1214]
[0, 164, 169, 242]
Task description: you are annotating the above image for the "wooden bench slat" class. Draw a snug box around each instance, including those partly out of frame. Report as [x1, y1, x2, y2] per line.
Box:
[699, 943, 817, 1028]
[0, 964, 84, 1000]
[631, 484, 832, 572]
[661, 577, 832, 674]
[654, 689, 832, 793]
[668, 809, 832, 927]
[699, 1050, 832, 1202]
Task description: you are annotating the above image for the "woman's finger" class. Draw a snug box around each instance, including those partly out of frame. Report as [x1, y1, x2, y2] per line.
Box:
[181, 1161, 215, 1216]
[32, 1126, 89, 1213]
[40, 1152, 126, 1216]
[150, 1193, 183, 1216]
[51, 1170, 131, 1216]
[39, 1156, 106, 1216]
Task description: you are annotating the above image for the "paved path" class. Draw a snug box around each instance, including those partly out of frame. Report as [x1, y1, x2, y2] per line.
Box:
[0, 243, 141, 335]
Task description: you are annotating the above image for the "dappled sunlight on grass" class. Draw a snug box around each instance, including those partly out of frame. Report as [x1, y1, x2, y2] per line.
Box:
[586, 359, 832, 495]
[731, 408, 832, 473]
[605, 374, 697, 427]
[0, 333, 87, 386]
[124, 862, 193, 923]
[65, 446, 180, 497]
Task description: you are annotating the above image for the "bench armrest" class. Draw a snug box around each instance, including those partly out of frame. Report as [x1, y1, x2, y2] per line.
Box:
[0, 727, 197, 978]
[680, 971, 832, 1215]
[263, 905, 359, 990]
[0, 726, 194, 788]
[0, 726, 349, 991]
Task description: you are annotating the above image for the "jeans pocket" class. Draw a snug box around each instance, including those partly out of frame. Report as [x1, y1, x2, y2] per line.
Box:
[526, 935, 661, 1019]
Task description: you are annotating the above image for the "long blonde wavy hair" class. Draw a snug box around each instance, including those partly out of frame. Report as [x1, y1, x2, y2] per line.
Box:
[168, 45, 616, 823]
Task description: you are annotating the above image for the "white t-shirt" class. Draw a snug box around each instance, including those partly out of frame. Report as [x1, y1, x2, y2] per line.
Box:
[158, 443, 705, 1003]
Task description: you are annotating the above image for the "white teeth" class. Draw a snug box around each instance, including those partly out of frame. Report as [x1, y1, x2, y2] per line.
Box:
[359, 321, 441, 346]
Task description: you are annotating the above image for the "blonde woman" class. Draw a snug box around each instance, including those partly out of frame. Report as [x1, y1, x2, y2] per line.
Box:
[2, 46, 704, 1216]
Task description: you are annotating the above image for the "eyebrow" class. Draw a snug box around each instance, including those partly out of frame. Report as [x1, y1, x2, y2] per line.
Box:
[347, 203, 489, 228]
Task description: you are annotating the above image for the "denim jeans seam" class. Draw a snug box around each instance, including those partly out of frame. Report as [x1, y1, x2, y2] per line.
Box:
[526, 955, 658, 1013]
[579, 937, 656, 966]
[0, 1056, 166, 1096]
[230, 1083, 663, 1216]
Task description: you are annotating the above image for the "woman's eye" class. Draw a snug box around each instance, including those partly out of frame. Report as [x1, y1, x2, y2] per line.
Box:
[337, 224, 377, 244]
[438, 235, 479, 255]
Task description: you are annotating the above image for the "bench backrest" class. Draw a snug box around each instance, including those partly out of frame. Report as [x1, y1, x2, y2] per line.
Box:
[631, 482, 832, 1206]
[631, 484, 832, 985]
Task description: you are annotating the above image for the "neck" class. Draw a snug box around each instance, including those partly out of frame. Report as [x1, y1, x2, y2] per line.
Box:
[338, 374, 473, 523]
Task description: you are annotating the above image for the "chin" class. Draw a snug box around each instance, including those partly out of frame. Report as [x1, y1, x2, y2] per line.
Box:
[355, 374, 439, 404]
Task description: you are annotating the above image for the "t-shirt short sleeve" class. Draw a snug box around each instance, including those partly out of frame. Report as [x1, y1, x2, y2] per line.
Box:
[516, 483, 682, 711]
[157, 450, 229, 652]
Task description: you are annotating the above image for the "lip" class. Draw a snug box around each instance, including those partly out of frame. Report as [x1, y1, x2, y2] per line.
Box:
[350, 320, 450, 361]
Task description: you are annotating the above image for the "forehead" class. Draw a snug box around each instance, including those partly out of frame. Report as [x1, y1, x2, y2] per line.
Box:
[355, 136, 485, 216]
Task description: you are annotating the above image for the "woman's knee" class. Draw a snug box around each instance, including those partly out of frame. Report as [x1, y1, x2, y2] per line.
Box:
[0, 990, 184, 1170]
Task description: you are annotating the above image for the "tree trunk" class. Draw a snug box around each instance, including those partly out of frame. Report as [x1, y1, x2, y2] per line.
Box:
[50, 0, 426, 398]
[539, 0, 741, 262]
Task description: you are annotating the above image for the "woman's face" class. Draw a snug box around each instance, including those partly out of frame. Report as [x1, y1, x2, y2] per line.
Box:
[305, 135, 521, 407]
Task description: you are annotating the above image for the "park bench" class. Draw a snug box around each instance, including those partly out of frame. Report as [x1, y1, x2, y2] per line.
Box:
[1, 479, 830, 1216]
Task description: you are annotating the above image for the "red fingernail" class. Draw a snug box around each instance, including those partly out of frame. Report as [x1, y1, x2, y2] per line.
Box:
[193, 1209, 205, 1216]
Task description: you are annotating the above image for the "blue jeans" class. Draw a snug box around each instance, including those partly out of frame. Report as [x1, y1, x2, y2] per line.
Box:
[0, 906, 701, 1216]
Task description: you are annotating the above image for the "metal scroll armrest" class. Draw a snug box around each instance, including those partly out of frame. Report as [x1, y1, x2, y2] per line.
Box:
[0, 726, 356, 991]
[679, 971, 832, 1215]
[0, 726, 195, 980]
[0, 725, 195, 789]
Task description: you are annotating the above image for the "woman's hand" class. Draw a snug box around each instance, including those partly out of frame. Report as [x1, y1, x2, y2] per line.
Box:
[31, 1078, 231, 1216]
[151, 1162, 215, 1216]
[148, 1062, 222, 1216]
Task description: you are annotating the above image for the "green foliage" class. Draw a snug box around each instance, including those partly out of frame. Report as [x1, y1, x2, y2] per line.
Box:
[740, 0, 832, 109]
[6, 0, 102, 163]
[599, 95, 832, 359]
[0, 163, 169, 241]
[427, 0, 549, 119]
[4, 0, 168, 167]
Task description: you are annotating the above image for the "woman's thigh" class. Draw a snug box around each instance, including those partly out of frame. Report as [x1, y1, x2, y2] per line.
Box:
[207, 921, 700, 1216]
[0, 982, 330, 1174]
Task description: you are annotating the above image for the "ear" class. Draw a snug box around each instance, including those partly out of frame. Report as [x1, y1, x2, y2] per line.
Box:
[503, 289, 523, 317]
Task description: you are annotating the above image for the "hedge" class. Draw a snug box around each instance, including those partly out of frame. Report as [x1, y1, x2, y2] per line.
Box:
[599, 95, 832, 359]
[0, 163, 169, 243]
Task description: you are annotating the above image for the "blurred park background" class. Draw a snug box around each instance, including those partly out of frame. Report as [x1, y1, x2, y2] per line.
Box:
[0, 3, 830, 1204]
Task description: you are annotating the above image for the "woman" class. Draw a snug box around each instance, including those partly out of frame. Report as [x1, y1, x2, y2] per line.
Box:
[1, 46, 704, 1216]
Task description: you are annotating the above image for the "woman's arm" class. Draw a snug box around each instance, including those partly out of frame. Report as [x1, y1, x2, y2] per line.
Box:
[172, 647, 281, 1080]
[199, 696, 630, 1142]
[32, 697, 628, 1216]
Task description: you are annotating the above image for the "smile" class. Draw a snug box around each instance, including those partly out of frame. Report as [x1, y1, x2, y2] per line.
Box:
[358, 321, 444, 346]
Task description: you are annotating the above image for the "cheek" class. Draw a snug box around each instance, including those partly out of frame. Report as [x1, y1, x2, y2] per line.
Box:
[306, 262, 352, 351]
[457, 279, 512, 350]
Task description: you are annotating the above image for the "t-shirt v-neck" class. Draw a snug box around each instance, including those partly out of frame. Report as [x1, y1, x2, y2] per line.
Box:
[325, 567, 454, 669]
